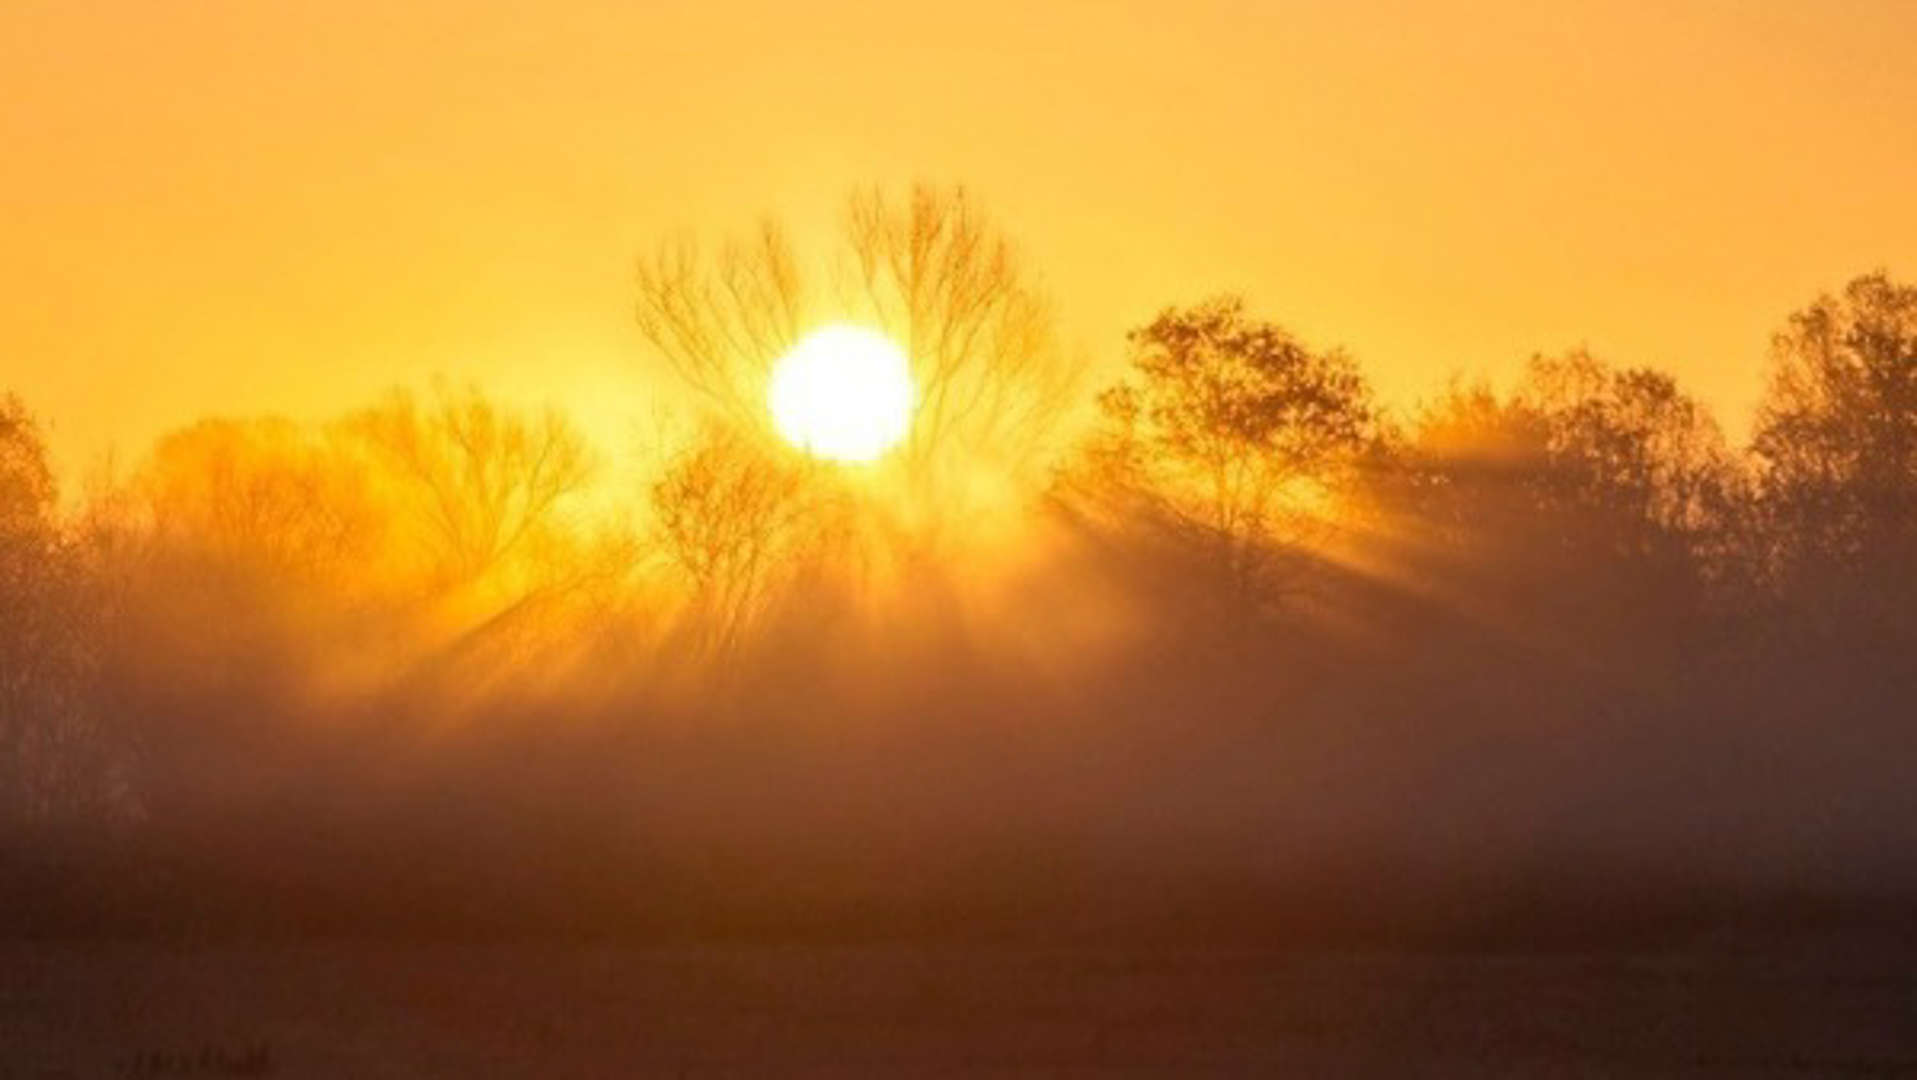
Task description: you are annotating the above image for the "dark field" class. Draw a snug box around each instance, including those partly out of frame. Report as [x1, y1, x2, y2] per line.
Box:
[5, 937, 1915, 1077]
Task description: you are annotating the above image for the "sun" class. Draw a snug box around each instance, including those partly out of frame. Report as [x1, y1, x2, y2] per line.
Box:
[768, 325, 915, 463]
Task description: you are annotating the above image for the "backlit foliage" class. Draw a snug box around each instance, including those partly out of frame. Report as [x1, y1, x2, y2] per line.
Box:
[651, 426, 817, 657]
[1, 398, 124, 821]
[1753, 272, 1917, 631]
[1384, 354, 1741, 669]
[1071, 297, 1374, 615]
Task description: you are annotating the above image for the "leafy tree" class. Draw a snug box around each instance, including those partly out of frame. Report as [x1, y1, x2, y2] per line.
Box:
[841, 186, 1071, 481]
[634, 184, 1079, 528]
[1751, 271, 1917, 629]
[0, 396, 123, 822]
[0, 393, 56, 549]
[1071, 296, 1375, 617]
[1388, 353, 1740, 665]
[650, 426, 817, 657]
[1524, 352, 1741, 575]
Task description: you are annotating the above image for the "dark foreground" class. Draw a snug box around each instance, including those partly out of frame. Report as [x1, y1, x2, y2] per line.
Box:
[4, 937, 1915, 1078]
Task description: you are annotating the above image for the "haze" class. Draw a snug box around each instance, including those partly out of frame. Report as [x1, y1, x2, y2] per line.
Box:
[8, 4, 1917, 1072]
[6, 0, 1916, 475]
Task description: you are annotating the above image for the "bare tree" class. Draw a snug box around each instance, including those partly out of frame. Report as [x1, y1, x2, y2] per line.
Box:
[0, 393, 55, 548]
[650, 426, 818, 657]
[633, 184, 1080, 529]
[343, 382, 595, 591]
[841, 186, 1074, 484]
[634, 221, 807, 432]
[0, 395, 126, 822]
[139, 416, 384, 584]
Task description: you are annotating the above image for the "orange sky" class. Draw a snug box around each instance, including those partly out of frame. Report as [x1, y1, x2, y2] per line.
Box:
[5, 0, 1915, 477]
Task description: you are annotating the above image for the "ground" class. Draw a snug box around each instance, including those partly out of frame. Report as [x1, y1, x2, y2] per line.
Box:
[3, 938, 1915, 1077]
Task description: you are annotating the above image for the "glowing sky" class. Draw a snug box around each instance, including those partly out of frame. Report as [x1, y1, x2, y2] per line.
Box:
[5, 0, 1915, 475]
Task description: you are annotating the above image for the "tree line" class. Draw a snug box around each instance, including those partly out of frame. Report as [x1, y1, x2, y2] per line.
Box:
[2, 186, 1913, 847]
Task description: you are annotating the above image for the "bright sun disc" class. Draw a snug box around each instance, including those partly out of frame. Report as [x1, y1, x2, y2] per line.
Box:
[768, 325, 915, 462]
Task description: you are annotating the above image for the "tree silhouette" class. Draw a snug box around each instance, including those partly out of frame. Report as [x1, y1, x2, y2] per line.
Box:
[842, 186, 1072, 485]
[634, 220, 806, 432]
[1070, 297, 1375, 618]
[634, 184, 1079, 534]
[0, 393, 55, 549]
[0, 395, 122, 822]
[139, 417, 384, 585]
[1524, 352, 1740, 577]
[1752, 271, 1917, 635]
[343, 382, 595, 592]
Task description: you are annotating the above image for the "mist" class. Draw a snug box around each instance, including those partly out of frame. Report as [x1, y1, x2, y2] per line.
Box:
[5, 216, 1913, 943]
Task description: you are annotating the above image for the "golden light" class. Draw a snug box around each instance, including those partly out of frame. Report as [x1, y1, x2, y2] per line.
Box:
[767, 325, 915, 463]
